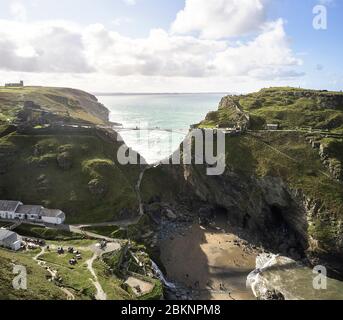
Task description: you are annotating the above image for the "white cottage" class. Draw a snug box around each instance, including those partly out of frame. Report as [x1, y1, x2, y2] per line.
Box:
[0, 200, 66, 225]
[0, 201, 23, 220]
[0, 229, 22, 251]
[15, 205, 44, 221]
[40, 209, 66, 225]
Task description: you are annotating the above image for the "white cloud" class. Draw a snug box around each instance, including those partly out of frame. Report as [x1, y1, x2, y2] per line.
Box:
[112, 17, 133, 27]
[0, 0, 304, 91]
[212, 19, 303, 78]
[83, 26, 226, 77]
[0, 20, 93, 73]
[9, 1, 27, 21]
[171, 0, 268, 39]
[0, 17, 301, 80]
[122, 0, 137, 6]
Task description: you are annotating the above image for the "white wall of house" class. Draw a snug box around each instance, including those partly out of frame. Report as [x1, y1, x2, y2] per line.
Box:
[1, 204, 66, 225]
[0, 211, 15, 219]
[11, 240, 21, 251]
[41, 216, 63, 225]
[0, 239, 21, 251]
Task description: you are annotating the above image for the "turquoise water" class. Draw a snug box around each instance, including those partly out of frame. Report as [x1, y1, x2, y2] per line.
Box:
[98, 94, 224, 163]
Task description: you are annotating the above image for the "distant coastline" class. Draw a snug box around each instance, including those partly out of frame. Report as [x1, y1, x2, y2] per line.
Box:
[94, 92, 233, 96]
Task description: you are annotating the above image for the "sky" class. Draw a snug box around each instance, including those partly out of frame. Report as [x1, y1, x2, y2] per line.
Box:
[0, 0, 342, 93]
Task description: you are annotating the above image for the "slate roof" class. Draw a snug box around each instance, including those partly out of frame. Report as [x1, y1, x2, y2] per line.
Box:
[16, 205, 43, 216]
[0, 201, 22, 212]
[40, 209, 65, 218]
[0, 229, 20, 244]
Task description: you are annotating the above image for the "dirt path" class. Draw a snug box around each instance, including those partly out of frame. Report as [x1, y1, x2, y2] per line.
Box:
[70, 217, 141, 231]
[33, 247, 75, 300]
[136, 165, 153, 216]
[160, 220, 260, 300]
[86, 253, 107, 301]
[85, 242, 121, 301]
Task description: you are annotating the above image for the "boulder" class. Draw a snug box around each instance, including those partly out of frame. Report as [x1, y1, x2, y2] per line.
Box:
[146, 203, 162, 215]
[88, 178, 107, 197]
[261, 290, 285, 301]
[57, 151, 72, 170]
[164, 208, 177, 220]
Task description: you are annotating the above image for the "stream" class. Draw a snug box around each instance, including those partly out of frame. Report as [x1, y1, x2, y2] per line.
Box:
[136, 167, 149, 216]
[151, 260, 176, 290]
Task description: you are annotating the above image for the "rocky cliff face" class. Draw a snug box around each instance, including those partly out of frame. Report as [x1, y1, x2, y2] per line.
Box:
[199, 95, 250, 129]
[163, 164, 308, 258]
[143, 87, 343, 278]
[0, 86, 110, 127]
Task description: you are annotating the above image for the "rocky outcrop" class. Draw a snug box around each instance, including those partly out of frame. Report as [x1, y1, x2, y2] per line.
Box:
[218, 96, 250, 128]
[319, 143, 342, 182]
[52, 88, 110, 123]
[160, 163, 308, 259]
[57, 151, 73, 170]
[292, 190, 343, 276]
[88, 178, 107, 197]
[200, 95, 250, 129]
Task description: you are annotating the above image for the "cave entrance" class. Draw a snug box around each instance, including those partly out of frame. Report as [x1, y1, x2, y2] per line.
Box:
[270, 205, 287, 226]
[213, 206, 229, 228]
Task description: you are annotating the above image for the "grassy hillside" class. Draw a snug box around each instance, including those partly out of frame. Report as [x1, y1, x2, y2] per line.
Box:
[192, 87, 343, 256]
[0, 247, 66, 300]
[0, 238, 162, 300]
[199, 87, 343, 133]
[0, 86, 109, 125]
[0, 131, 140, 223]
[225, 132, 342, 249]
[0, 86, 142, 224]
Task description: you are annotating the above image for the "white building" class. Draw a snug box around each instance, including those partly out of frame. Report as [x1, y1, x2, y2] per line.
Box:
[266, 124, 280, 130]
[0, 229, 22, 251]
[0, 200, 66, 225]
[0, 201, 23, 220]
[40, 209, 65, 225]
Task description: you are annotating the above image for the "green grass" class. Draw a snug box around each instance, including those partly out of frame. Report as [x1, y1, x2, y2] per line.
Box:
[321, 138, 343, 162]
[39, 248, 96, 299]
[223, 132, 343, 250]
[0, 132, 140, 224]
[198, 87, 343, 132]
[83, 225, 127, 239]
[238, 88, 343, 131]
[93, 259, 132, 300]
[14, 224, 84, 241]
[99, 244, 163, 300]
[0, 247, 66, 300]
[0, 86, 109, 125]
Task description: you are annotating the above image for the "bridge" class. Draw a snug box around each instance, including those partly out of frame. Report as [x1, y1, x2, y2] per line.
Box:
[114, 126, 190, 136]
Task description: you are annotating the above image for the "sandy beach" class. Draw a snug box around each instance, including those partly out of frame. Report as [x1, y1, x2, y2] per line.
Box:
[160, 219, 261, 300]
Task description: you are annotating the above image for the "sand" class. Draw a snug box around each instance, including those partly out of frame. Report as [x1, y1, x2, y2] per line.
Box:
[125, 277, 154, 296]
[160, 221, 260, 300]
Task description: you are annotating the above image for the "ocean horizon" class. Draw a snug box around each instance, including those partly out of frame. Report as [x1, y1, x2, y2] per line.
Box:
[97, 93, 224, 163]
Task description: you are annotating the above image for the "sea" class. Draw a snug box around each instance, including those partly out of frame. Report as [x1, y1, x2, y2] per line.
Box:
[97, 93, 224, 163]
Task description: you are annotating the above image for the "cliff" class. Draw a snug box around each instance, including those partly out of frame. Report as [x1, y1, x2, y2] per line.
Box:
[0, 87, 141, 224]
[0, 86, 109, 127]
[142, 87, 343, 278]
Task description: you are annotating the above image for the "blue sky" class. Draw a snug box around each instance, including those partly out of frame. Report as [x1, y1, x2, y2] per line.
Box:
[0, 0, 342, 92]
